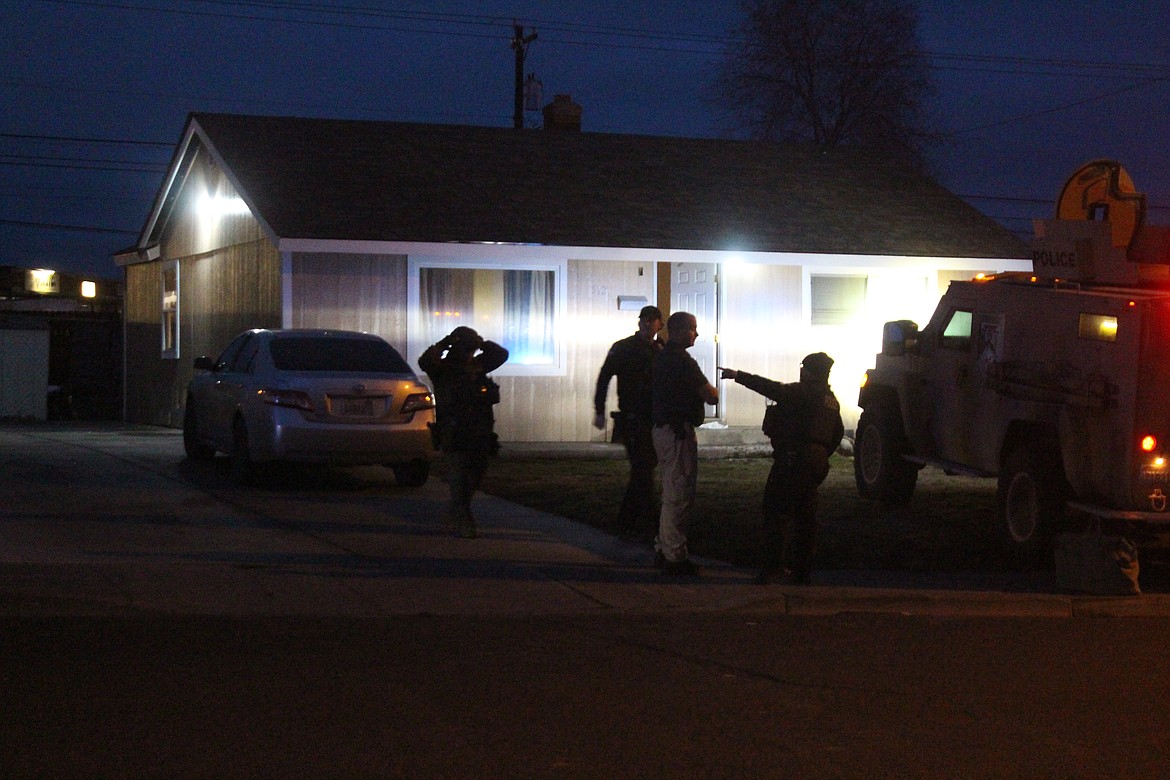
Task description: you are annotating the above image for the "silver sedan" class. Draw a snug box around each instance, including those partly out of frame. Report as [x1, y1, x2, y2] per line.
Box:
[183, 329, 435, 485]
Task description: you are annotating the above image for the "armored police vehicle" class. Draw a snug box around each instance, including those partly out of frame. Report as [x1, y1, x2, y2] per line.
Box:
[854, 161, 1170, 555]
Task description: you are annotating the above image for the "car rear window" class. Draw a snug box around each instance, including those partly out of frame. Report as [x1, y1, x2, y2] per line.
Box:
[270, 336, 413, 373]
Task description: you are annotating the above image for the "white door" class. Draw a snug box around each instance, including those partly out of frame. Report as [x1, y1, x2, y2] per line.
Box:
[671, 261, 719, 416]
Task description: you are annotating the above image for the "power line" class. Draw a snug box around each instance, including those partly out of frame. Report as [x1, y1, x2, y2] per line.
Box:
[0, 218, 137, 235]
[0, 158, 168, 173]
[33, 0, 1170, 78]
[951, 78, 1167, 135]
[0, 132, 173, 147]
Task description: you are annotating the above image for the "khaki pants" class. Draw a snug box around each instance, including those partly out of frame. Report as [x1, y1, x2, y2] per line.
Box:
[653, 423, 698, 563]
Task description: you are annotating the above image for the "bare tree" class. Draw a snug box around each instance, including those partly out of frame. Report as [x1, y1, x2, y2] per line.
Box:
[711, 0, 935, 163]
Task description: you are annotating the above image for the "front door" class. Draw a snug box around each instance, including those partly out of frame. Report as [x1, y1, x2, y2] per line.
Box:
[671, 261, 718, 416]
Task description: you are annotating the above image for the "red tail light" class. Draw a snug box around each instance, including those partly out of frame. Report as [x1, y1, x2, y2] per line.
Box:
[401, 392, 434, 414]
[258, 389, 314, 412]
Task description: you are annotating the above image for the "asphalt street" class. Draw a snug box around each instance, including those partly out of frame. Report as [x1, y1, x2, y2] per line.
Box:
[4, 424, 1170, 778]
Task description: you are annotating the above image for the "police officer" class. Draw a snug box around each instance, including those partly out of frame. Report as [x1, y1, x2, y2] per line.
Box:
[419, 326, 509, 538]
[718, 353, 843, 584]
[593, 304, 664, 540]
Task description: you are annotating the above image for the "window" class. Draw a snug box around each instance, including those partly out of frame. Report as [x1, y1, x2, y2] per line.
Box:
[270, 336, 413, 373]
[161, 261, 179, 359]
[812, 275, 867, 326]
[1078, 313, 1118, 343]
[213, 332, 251, 371]
[411, 260, 565, 376]
[940, 309, 973, 350]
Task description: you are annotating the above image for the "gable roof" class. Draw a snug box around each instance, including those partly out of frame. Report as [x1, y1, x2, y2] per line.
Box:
[144, 112, 1028, 259]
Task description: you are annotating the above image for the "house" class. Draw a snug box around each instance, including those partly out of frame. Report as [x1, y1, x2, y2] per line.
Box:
[116, 111, 1030, 441]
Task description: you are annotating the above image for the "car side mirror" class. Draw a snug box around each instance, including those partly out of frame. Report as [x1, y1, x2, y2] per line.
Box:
[193, 356, 216, 371]
[882, 320, 919, 356]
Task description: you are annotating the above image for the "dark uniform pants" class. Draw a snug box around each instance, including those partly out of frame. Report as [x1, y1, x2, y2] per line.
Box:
[446, 447, 492, 531]
[761, 453, 823, 579]
[618, 415, 658, 535]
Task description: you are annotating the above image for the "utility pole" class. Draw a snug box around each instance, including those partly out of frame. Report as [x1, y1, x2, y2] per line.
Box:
[511, 23, 537, 129]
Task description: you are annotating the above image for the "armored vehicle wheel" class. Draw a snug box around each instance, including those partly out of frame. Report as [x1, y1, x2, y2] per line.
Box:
[182, 403, 216, 462]
[854, 403, 917, 504]
[997, 445, 1066, 561]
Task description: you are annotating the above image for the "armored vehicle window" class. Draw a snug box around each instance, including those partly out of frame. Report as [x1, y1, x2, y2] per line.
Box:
[1078, 313, 1118, 342]
[940, 310, 972, 350]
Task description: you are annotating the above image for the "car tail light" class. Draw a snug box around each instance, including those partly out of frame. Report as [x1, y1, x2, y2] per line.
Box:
[401, 392, 435, 414]
[258, 388, 314, 412]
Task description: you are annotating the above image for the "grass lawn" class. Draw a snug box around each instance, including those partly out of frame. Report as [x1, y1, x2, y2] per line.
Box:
[479, 454, 1008, 572]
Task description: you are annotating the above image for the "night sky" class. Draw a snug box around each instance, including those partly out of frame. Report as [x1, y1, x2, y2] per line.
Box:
[4, 0, 1170, 279]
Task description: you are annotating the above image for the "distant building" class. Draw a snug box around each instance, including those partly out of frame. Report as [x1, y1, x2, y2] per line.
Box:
[116, 112, 1030, 440]
[0, 266, 123, 420]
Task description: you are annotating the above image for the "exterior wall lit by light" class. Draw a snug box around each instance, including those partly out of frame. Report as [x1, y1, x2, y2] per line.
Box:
[196, 192, 250, 219]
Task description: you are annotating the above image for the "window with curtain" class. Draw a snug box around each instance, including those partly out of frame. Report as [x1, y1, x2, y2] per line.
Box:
[419, 266, 556, 367]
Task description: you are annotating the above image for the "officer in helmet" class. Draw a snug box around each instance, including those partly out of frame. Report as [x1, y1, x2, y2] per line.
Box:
[419, 326, 509, 538]
[718, 353, 844, 584]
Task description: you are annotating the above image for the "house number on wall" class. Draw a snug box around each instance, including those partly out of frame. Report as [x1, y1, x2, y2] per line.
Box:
[591, 284, 608, 296]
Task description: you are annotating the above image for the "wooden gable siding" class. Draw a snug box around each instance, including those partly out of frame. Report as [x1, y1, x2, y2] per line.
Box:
[289, 253, 408, 342]
[124, 242, 282, 426]
[124, 146, 281, 426]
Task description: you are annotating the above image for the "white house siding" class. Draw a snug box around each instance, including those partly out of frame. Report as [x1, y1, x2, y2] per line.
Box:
[716, 256, 1030, 434]
[288, 253, 409, 342]
[718, 263, 806, 428]
[502, 256, 657, 443]
[270, 241, 1030, 442]
[284, 250, 656, 443]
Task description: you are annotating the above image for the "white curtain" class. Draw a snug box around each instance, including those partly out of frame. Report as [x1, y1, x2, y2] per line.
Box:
[504, 269, 554, 365]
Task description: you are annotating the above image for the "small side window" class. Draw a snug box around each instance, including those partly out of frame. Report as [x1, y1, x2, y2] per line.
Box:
[161, 261, 179, 359]
[940, 310, 972, 351]
[1078, 313, 1117, 342]
[214, 333, 251, 371]
[230, 336, 261, 372]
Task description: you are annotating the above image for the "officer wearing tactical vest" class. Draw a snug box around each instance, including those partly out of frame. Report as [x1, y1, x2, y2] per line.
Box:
[718, 353, 844, 584]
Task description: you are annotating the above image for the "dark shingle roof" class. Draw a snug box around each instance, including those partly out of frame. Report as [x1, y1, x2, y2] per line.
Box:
[189, 113, 1028, 259]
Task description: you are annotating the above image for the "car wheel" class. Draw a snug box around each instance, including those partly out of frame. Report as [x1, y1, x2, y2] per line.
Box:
[393, 460, 430, 488]
[182, 403, 216, 461]
[853, 403, 917, 504]
[229, 417, 255, 485]
[997, 445, 1066, 564]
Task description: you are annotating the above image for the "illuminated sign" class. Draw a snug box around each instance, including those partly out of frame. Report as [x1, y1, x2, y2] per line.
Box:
[26, 268, 59, 294]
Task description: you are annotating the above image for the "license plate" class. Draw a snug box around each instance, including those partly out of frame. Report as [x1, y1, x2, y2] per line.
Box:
[340, 397, 377, 417]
